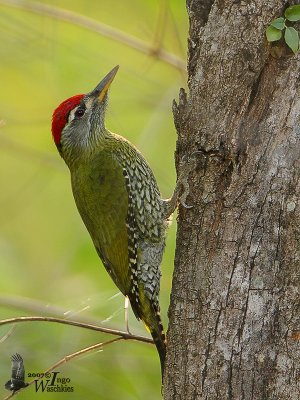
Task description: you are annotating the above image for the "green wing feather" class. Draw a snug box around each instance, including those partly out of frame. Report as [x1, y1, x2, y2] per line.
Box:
[71, 149, 132, 295]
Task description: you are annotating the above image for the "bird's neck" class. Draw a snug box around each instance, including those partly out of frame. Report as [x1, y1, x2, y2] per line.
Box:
[61, 127, 112, 170]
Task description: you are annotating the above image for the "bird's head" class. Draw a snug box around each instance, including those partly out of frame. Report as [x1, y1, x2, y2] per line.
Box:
[5, 380, 13, 391]
[52, 65, 119, 165]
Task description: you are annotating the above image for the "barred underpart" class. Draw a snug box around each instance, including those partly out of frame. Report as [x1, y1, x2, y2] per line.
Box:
[118, 145, 167, 302]
[117, 145, 166, 242]
[138, 241, 164, 300]
[122, 167, 140, 306]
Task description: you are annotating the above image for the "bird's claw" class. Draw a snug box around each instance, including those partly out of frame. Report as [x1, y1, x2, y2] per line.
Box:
[179, 150, 202, 165]
[177, 150, 202, 209]
[164, 150, 200, 217]
[180, 200, 194, 209]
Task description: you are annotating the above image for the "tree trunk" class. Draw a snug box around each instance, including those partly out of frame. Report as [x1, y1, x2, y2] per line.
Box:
[164, 1, 300, 399]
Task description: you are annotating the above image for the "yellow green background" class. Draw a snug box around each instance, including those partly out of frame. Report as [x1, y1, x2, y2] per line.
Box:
[0, 1, 187, 398]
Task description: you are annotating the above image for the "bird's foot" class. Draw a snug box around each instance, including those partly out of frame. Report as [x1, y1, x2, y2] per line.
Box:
[164, 151, 200, 218]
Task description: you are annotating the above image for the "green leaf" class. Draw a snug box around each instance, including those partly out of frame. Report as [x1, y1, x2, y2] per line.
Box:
[266, 25, 282, 42]
[285, 26, 299, 53]
[285, 5, 300, 21]
[270, 17, 285, 30]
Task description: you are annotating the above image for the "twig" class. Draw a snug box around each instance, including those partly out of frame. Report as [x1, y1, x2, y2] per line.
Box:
[0, 325, 16, 344]
[153, 0, 168, 53]
[3, 337, 122, 399]
[0, 133, 61, 169]
[0, 316, 153, 344]
[0, 295, 100, 323]
[0, 0, 186, 72]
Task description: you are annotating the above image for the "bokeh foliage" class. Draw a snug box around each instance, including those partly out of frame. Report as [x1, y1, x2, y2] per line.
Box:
[0, 1, 187, 398]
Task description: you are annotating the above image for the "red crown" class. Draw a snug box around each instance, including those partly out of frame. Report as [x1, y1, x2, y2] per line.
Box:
[52, 94, 84, 145]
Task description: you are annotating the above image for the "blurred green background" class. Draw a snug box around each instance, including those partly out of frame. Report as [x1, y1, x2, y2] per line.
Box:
[0, 0, 187, 398]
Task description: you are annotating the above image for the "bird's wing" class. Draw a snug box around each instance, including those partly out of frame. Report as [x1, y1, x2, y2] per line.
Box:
[121, 166, 142, 317]
[112, 140, 166, 302]
[94, 156, 141, 315]
[72, 151, 135, 298]
[11, 354, 25, 382]
[119, 143, 164, 243]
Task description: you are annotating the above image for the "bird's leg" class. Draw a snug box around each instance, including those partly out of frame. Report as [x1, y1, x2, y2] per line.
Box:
[124, 296, 131, 334]
[163, 152, 200, 219]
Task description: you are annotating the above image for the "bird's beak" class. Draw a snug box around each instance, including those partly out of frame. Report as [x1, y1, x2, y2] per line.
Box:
[91, 65, 119, 102]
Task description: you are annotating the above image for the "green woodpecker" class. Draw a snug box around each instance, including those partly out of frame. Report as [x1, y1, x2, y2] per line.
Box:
[51, 66, 185, 375]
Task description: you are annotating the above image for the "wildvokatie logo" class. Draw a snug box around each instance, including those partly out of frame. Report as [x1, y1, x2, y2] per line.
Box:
[30, 371, 74, 393]
[4, 354, 74, 394]
[4, 353, 28, 393]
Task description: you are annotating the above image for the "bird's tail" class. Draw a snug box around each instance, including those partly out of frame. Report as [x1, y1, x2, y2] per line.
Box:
[129, 293, 166, 378]
[149, 301, 166, 377]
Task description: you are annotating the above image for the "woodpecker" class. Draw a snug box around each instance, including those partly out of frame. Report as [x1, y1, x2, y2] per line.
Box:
[51, 66, 187, 376]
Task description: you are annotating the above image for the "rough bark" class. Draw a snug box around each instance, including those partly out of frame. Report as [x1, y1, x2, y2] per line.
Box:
[164, 1, 300, 399]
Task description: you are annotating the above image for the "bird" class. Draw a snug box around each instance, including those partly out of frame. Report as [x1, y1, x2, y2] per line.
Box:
[51, 66, 190, 376]
[5, 353, 28, 392]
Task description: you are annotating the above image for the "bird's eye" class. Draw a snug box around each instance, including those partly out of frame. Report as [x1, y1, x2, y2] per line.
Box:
[74, 107, 85, 118]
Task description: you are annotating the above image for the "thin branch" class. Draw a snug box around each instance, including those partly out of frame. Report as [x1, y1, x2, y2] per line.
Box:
[0, 295, 100, 323]
[0, 0, 186, 72]
[0, 133, 61, 170]
[153, 0, 169, 53]
[0, 325, 16, 344]
[0, 316, 153, 344]
[3, 337, 122, 399]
